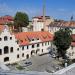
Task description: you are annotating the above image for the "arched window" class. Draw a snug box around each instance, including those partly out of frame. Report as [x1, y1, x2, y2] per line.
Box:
[10, 37, 12, 40]
[42, 49, 43, 53]
[22, 53, 24, 57]
[10, 47, 13, 53]
[26, 54, 29, 59]
[0, 38, 2, 41]
[32, 45, 34, 48]
[4, 46, 9, 54]
[17, 54, 19, 58]
[4, 36, 8, 41]
[31, 50, 35, 56]
[4, 57, 9, 62]
[0, 49, 2, 55]
[36, 49, 40, 54]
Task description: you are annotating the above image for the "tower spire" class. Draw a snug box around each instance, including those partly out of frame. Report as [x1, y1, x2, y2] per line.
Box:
[43, 0, 46, 31]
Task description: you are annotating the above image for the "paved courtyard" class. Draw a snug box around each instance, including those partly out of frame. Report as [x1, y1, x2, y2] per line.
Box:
[8, 54, 63, 73]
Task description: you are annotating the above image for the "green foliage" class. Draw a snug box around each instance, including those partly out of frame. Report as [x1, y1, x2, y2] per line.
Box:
[53, 28, 72, 59]
[16, 65, 24, 70]
[14, 12, 29, 32]
[7, 22, 14, 27]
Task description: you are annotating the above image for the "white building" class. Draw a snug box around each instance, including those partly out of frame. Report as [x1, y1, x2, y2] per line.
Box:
[67, 34, 75, 59]
[0, 25, 53, 64]
[48, 21, 75, 34]
[32, 17, 44, 31]
[32, 16, 54, 31]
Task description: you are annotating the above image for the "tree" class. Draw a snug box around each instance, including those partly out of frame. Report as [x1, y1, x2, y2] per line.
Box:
[7, 22, 14, 27]
[53, 28, 72, 59]
[14, 12, 29, 32]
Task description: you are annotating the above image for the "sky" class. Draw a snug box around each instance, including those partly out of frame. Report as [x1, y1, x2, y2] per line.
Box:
[0, 0, 75, 20]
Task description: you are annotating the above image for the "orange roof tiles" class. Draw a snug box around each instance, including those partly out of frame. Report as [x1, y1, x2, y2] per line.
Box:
[15, 31, 53, 46]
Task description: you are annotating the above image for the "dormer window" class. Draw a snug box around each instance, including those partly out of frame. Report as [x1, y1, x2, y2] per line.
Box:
[10, 37, 12, 40]
[4, 36, 8, 41]
[32, 39, 34, 41]
[37, 38, 39, 40]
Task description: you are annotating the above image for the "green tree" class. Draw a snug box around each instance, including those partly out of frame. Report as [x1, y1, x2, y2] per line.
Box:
[14, 12, 29, 32]
[53, 28, 72, 59]
[7, 22, 14, 27]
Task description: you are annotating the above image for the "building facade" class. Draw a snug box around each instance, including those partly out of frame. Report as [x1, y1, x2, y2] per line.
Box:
[32, 16, 54, 31]
[48, 21, 75, 34]
[0, 25, 53, 64]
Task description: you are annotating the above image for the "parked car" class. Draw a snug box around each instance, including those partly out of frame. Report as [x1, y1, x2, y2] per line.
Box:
[24, 61, 32, 67]
[52, 54, 56, 58]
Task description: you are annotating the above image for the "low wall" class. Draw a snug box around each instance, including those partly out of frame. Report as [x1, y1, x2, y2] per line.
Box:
[0, 63, 75, 75]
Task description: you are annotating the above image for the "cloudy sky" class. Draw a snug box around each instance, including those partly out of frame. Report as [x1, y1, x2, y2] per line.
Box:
[0, 0, 75, 20]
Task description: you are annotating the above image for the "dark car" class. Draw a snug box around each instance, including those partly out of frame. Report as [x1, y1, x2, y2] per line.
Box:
[24, 61, 32, 67]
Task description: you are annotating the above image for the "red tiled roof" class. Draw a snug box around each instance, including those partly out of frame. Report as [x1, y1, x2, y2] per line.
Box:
[1, 15, 13, 21]
[14, 31, 53, 46]
[49, 21, 75, 27]
[0, 15, 13, 25]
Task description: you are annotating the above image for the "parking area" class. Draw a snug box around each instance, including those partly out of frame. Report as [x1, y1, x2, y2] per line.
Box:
[7, 54, 63, 73]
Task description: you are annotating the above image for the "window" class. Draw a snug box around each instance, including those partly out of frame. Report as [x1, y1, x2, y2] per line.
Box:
[0, 38, 2, 41]
[16, 40, 19, 44]
[4, 36, 8, 41]
[4, 57, 9, 62]
[31, 50, 35, 56]
[32, 44, 34, 48]
[17, 48, 19, 51]
[48, 42, 49, 45]
[0, 49, 2, 55]
[4, 46, 9, 54]
[32, 39, 34, 41]
[26, 54, 29, 59]
[42, 49, 43, 52]
[37, 44, 39, 47]
[10, 37, 12, 40]
[42, 43, 43, 46]
[22, 46, 24, 50]
[22, 53, 24, 57]
[36, 49, 39, 54]
[10, 47, 13, 53]
[45, 42, 47, 46]
[27, 46, 28, 49]
[37, 38, 39, 40]
[17, 54, 19, 58]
